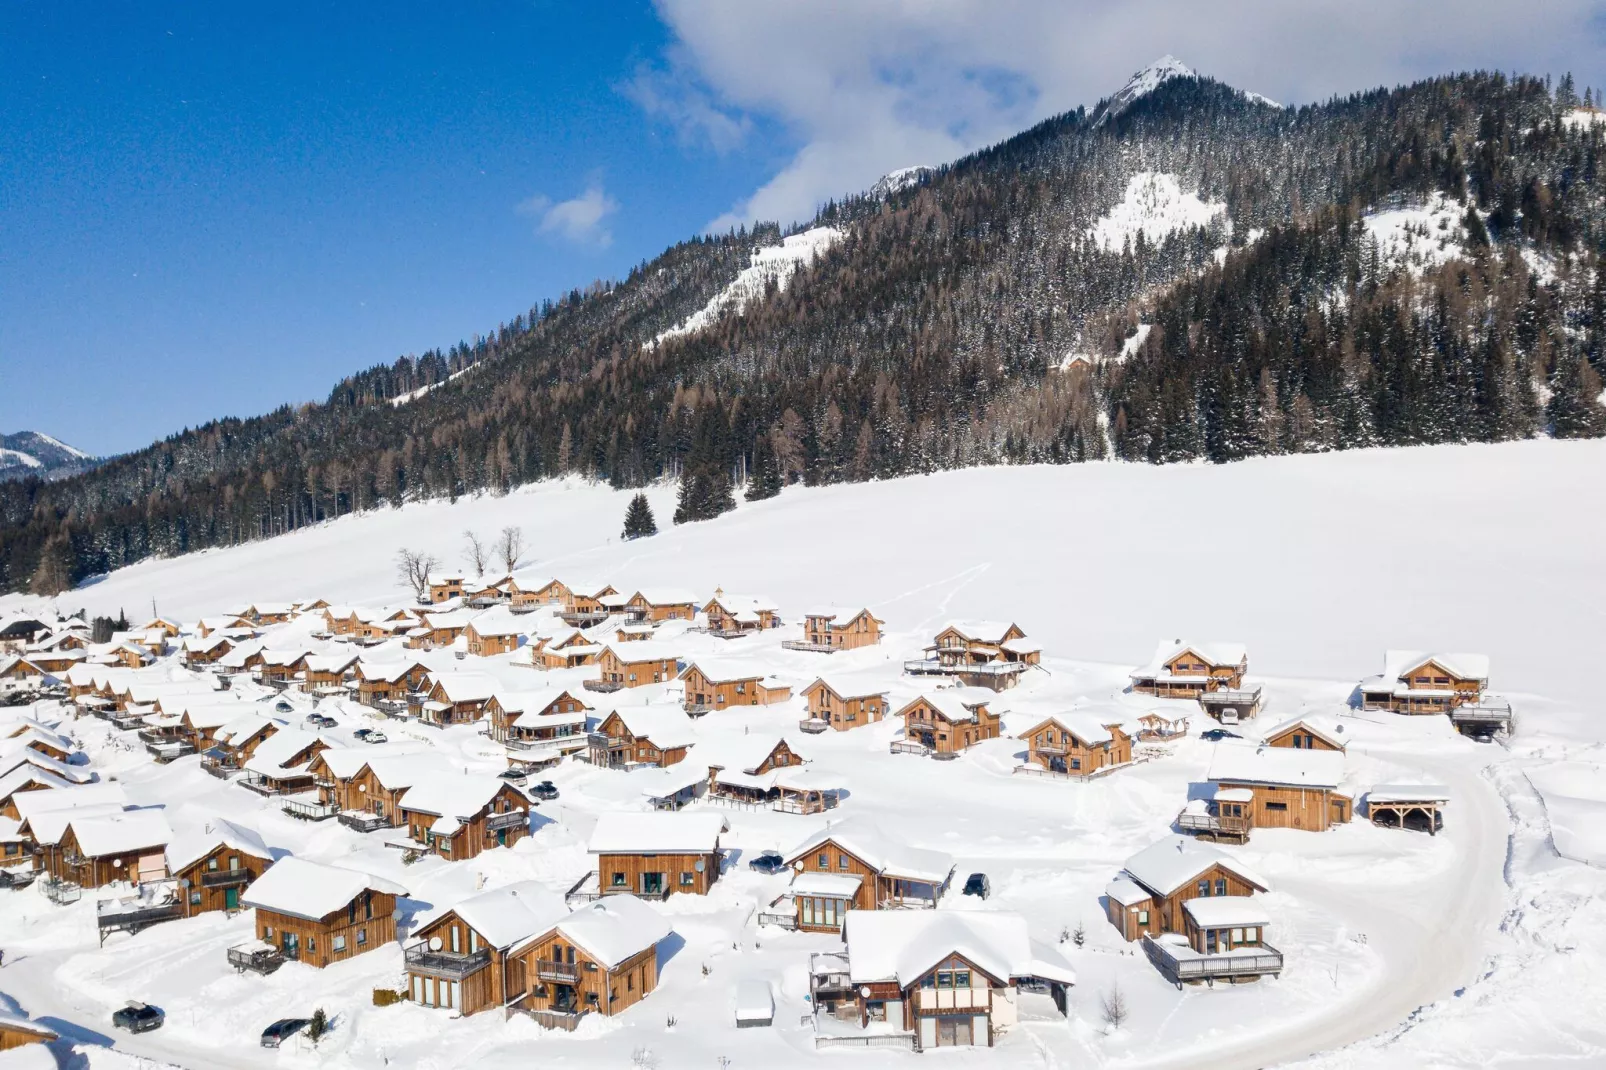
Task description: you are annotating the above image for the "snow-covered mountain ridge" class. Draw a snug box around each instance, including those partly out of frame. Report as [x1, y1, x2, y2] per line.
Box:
[0, 431, 98, 483]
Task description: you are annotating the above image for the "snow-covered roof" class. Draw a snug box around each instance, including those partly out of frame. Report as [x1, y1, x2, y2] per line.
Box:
[908, 688, 996, 724]
[705, 593, 778, 613]
[791, 871, 864, 898]
[786, 818, 953, 884]
[540, 893, 673, 970]
[365, 752, 451, 790]
[1368, 784, 1452, 804]
[803, 676, 888, 701]
[603, 641, 682, 664]
[467, 609, 527, 638]
[1131, 639, 1248, 678]
[69, 809, 171, 857]
[427, 672, 498, 703]
[241, 857, 406, 922]
[167, 817, 272, 873]
[842, 910, 1075, 987]
[680, 657, 777, 685]
[11, 781, 126, 821]
[242, 727, 322, 776]
[354, 660, 426, 683]
[0, 764, 74, 799]
[399, 774, 514, 820]
[0, 749, 93, 784]
[588, 812, 727, 855]
[1182, 896, 1271, 929]
[213, 712, 276, 745]
[304, 653, 360, 675]
[1020, 711, 1125, 746]
[1105, 877, 1151, 907]
[437, 880, 561, 950]
[1382, 649, 1490, 684]
[601, 705, 696, 748]
[1121, 835, 1269, 897]
[1207, 743, 1346, 790]
[180, 702, 255, 730]
[0, 1012, 57, 1041]
[939, 620, 1018, 643]
[631, 587, 697, 607]
[1260, 714, 1348, 750]
[259, 648, 313, 668]
[802, 606, 878, 623]
[701, 734, 799, 776]
[495, 688, 585, 715]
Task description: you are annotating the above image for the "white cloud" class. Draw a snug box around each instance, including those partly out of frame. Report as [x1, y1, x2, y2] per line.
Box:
[517, 183, 620, 247]
[640, 0, 1605, 231]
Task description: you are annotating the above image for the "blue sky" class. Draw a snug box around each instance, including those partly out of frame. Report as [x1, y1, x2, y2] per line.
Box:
[4, 1, 1602, 456]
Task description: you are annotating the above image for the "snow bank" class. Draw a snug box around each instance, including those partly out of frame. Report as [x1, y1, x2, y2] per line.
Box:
[1088, 173, 1226, 253]
[1528, 762, 1606, 866]
[652, 227, 842, 346]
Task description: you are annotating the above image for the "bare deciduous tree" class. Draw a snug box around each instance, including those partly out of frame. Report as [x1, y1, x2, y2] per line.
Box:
[1100, 982, 1128, 1031]
[496, 525, 526, 574]
[463, 530, 488, 577]
[396, 547, 440, 603]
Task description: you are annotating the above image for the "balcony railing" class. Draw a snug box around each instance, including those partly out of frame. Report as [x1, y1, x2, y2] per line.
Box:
[890, 740, 930, 756]
[1451, 702, 1514, 727]
[582, 679, 623, 693]
[281, 798, 338, 821]
[798, 718, 830, 734]
[1143, 935, 1284, 984]
[912, 986, 992, 1014]
[200, 868, 251, 887]
[338, 810, 391, 833]
[1176, 810, 1253, 837]
[97, 899, 184, 932]
[405, 944, 491, 979]
[757, 911, 798, 930]
[146, 739, 196, 761]
[485, 810, 527, 832]
[41, 877, 82, 905]
[201, 757, 237, 779]
[534, 959, 582, 983]
[514, 1007, 584, 1032]
[1200, 687, 1263, 707]
[228, 944, 285, 975]
[781, 639, 838, 653]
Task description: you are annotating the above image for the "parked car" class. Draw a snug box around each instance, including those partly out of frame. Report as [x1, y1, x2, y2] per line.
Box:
[353, 728, 386, 744]
[748, 851, 786, 874]
[1200, 728, 1241, 742]
[962, 873, 990, 899]
[498, 768, 528, 785]
[274, 700, 295, 714]
[112, 1002, 164, 1033]
[305, 713, 336, 729]
[530, 780, 559, 801]
[260, 1018, 310, 1048]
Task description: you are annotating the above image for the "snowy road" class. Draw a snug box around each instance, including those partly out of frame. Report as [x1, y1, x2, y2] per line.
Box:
[1126, 744, 1509, 1070]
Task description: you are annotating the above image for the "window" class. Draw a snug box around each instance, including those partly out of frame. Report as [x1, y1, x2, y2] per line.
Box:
[190, 891, 202, 905]
[357, 928, 367, 945]
[680, 871, 695, 886]
[306, 936, 316, 952]
[1231, 927, 1244, 945]
[936, 971, 953, 988]
[838, 853, 850, 871]
[265, 926, 275, 938]
[611, 872, 627, 887]
[818, 852, 830, 869]
[207, 857, 219, 871]
[1137, 909, 1150, 925]
[1070, 758, 1082, 770]
[627, 974, 634, 992]
[333, 935, 347, 952]
[1214, 878, 1227, 896]
[1266, 801, 1288, 812]
[1198, 880, 1210, 897]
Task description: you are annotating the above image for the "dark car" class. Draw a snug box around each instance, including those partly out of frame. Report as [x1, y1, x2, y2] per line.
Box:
[260, 1018, 310, 1048]
[530, 780, 559, 801]
[498, 768, 529, 785]
[112, 1003, 164, 1033]
[353, 728, 386, 744]
[962, 873, 990, 899]
[748, 851, 786, 874]
[1200, 728, 1241, 742]
[274, 700, 295, 714]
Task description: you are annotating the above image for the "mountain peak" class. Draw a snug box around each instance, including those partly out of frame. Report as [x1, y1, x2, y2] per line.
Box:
[0, 430, 98, 483]
[1094, 55, 1199, 126]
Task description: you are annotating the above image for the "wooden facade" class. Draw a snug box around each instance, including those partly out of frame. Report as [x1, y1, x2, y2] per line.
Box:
[487, 690, 589, 743]
[510, 933, 657, 1020]
[799, 609, 883, 650]
[429, 577, 466, 604]
[597, 849, 719, 897]
[1215, 780, 1353, 832]
[784, 839, 946, 921]
[624, 592, 695, 622]
[1106, 862, 1266, 942]
[801, 679, 887, 730]
[465, 622, 522, 657]
[0, 1019, 57, 1050]
[897, 695, 1002, 754]
[1019, 717, 1132, 776]
[253, 892, 398, 969]
[398, 784, 531, 860]
[355, 661, 431, 704]
[596, 647, 679, 689]
[587, 711, 689, 768]
[174, 843, 270, 917]
[406, 912, 523, 1016]
[47, 825, 168, 889]
[1262, 720, 1345, 752]
[680, 664, 791, 713]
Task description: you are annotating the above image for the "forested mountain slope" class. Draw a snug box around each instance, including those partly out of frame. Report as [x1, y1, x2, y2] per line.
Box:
[5, 64, 1605, 593]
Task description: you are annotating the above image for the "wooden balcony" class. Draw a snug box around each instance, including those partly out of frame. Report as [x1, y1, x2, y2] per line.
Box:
[1143, 935, 1283, 986]
[890, 740, 930, 756]
[485, 810, 528, 832]
[41, 877, 82, 906]
[281, 798, 338, 821]
[199, 868, 251, 887]
[1451, 702, 1514, 733]
[798, 718, 830, 734]
[781, 639, 838, 653]
[337, 810, 391, 833]
[228, 944, 285, 975]
[1176, 809, 1252, 842]
[405, 943, 491, 980]
[534, 959, 582, 983]
[96, 898, 184, 938]
[757, 911, 799, 930]
[513, 1007, 584, 1032]
[912, 986, 992, 1015]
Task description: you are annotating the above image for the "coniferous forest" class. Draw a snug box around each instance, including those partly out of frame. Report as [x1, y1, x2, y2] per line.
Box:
[4, 70, 1606, 593]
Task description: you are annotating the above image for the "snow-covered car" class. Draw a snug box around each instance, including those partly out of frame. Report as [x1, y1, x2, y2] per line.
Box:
[962, 873, 990, 899]
[530, 781, 559, 801]
[112, 1002, 164, 1033]
[261, 1017, 310, 1048]
[498, 768, 528, 785]
[748, 851, 786, 874]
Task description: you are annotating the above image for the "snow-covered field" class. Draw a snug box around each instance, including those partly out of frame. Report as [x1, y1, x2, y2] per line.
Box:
[1088, 172, 1226, 253]
[2, 438, 1605, 1070]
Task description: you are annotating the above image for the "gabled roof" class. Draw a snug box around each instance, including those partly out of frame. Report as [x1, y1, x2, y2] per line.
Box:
[259, 647, 313, 668]
[434, 880, 561, 950]
[598, 705, 696, 749]
[242, 728, 323, 776]
[701, 734, 799, 776]
[842, 910, 1074, 987]
[0, 764, 75, 800]
[398, 774, 515, 819]
[679, 657, 778, 685]
[1383, 649, 1490, 683]
[936, 620, 1021, 644]
[69, 808, 171, 857]
[532, 894, 672, 970]
[304, 653, 361, 675]
[167, 816, 273, 873]
[1018, 711, 1127, 746]
[1260, 714, 1348, 751]
[1121, 835, 1270, 898]
[354, 659, 429, 683]
[785, 818, 953, 884]
[1207, 743, 1346, 790]
[1132, 639, 1248, 679]
[587, 812, 727, 854]
[901, 688, 997, 724]
[213, 712, 277, 745]
[241, 857, 406, 921]
[365, 752, 451, 790]
[602, 641, 682, 664]
[0, 749, 94, 784]
[704, 593, 779, 613]
[427, 672, 498, 703]
[11, 781, 127, 821]
[802, 606, 880, 624]
[466, 609, 527, 639]
[630, 588, 697, 607]
[803, 677, 888, 701]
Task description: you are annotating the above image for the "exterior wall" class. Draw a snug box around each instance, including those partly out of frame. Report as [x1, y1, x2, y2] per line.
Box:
[1149, 864, 1262, 936]
[1183, 913, 1268, 955]
[789, 840, 881, 912]
[597, 650, 678, 688]
[681, 668, 791, 711]
[597, 850, 719, 897]
[901, 699, 1001, 753]
[512, 934, 657, 1018]
[1264, 726, 1343, 752]
[429, 579, 465, 604]
[589, 715, 688, 768]
[400, 787, 531, 860]
[407, 913, 515, 1016]
[0, 1024, 55, 1050]
[254, 892, 398, 969]
[466, 626, 520, 657]
[803, 612, 881, 650]
[1106, 894, 1159, 941]
[803, 683, 887, 729]
[1163, 651, 1247, 689]
[321, 764, 411, 822]
[626, 595, 694, 622]
[48, 827, 168, 889]
[176, 844, 269, 916]
[1221, 781, 1351, 832]
[899, 954, 1001, 1047]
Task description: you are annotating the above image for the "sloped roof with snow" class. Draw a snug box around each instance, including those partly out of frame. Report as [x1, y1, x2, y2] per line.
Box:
[602, 705, 696, 749]
[467, 609, 526, 638]
[1182, 896, 1271, 929]
[1260, 714, 1348, 750]
[939, 620, 1018, 643]
[438, 880, 561, 950]
[11, 781, 126, 821]
[1132, 639, 1248, 678]
[428, 672, 498, 703]
[603, 641, 682, 664]
[242, 727, 323, 776]
[241, 857, 406, 921]
[167, 816, 272, 873]
[545, 893, 673, 969]
[1121, 834, 1269, 897]
[398, 774, 513, 819]
[631, 587, 697, 606]
[588, 812, 727, 854]
[786, 818, 953, 884]
[680, 657, 777, 685]
[365, 752, 451, 790]
[842, 910, 1074, 987]
[1383, 649, 1490, 683]
[69, 809, 171, 857]
[1207, 743, 1346, 790]
[1019, 711, 1126, 746]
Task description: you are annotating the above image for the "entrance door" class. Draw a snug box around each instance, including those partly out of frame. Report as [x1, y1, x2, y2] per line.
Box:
[496, 828, 508, 847]
[552, 984, 577, 1013]
[282, 931, 299, 960]
[1049, 756, 1066, 774]
[641, 871, 664, 897]
[937, 1016, 973, 1046]
[224, 887, 239, 911]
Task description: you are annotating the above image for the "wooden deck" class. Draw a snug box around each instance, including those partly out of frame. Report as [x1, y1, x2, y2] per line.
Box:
[1143, 935, 1282, 986]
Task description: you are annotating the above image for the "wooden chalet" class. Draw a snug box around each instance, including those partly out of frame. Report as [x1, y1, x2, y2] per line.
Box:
[294, 597, 332, 613]
[558, 582, 620, 627]
[46, 809, 172, 888]
[1261, 715, 1347, 752]
[592, 643, 680, 692]
[258, 648, 312, 688]
[586, 707, 695, 769]
[303, 653, 360, 695]
[895, 690, 1003, 756]
[505, 574, 571, 611]
[353, 660, 431, 705]
[464, 574, 514, 608]
[0, 1013, 58, 1051]
[678, 658, 791, 714]
[0, 766, 74, 819]
[1178, 744, 1353, 841]
[167, 818, 274, 916]
[428, 576, 466, 604]
[507, 894, 673, 1027]
[701, 591, 781, 636]
[1018, 713, 1133, 777]
[207, 712, 279, 773]
[799, 677, 888, 733]
[405, 880, 557, 1015]
[181, 634, 234, 668]
[775, 819, 954, 932]
[1359, 650, 1490, 714]
[703, 736, 835, 814]
[0, 656, 46, 686]
[1129, 640, 1250, 699]
[5, 724, 74, 764]
[240, 728, 328, 796]
[238, 857, 406, 969]
[412, 608, 476, 649]
[785, 606, 884, 653]
[396, 775, 531, 859]
[313, 751, 446, 829]
[810, 911, 1073, 1051]
[465, 610, 525, 657]
[196, 615, 256, 639]
[217, 641, 267, 677]
[532, 629, 603, 670]
[587, 812, 726, 898]
[420, 672, 498, 725]
[1105, 835, 1270, 942]
[487, 688, 590, 742]
[623, 588, 697, 623]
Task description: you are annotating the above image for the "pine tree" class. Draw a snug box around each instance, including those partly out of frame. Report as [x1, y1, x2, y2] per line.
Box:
[744, 436, 782, 502]
[622, 493, 658, 540]
[1548, 355, 1606, 438]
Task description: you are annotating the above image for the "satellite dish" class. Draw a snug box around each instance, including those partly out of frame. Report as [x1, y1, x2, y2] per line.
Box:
[860, 986, 871, 998]
[694, 860, 705, 873]
[359, 784, 367, 792]
[429, 936, 443, 951]
[793, 861, 804, 872]
[179, 879, 190, 889]
[112, 859, 123, 868]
